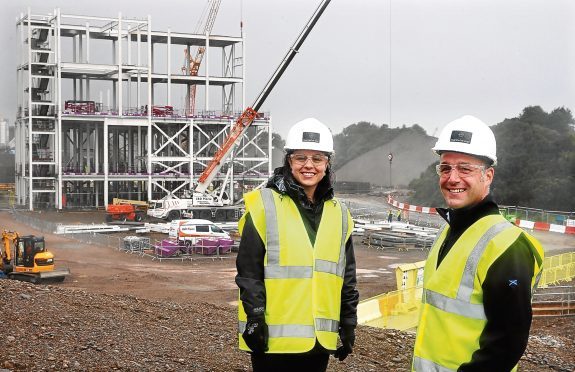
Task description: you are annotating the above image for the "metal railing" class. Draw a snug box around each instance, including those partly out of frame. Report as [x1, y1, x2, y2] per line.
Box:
[499, 205, 574, 226]
[11, 210, 239, 263]
[61, 104, 271, 121]
[538, 252, 575, 288]
[119, 236, 237, 262]
[532, 285, 575, 317]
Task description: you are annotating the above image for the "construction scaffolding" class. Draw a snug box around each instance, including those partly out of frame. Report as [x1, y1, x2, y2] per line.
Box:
[15, 8, 272, 210]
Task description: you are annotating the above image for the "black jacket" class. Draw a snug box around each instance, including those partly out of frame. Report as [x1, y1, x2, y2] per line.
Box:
[235, 166, 359, 334]
[436, 196, 537, 371]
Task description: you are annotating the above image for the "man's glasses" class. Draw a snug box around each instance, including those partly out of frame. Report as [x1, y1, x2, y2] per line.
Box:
[290, 153, 329, 166]
[435, 163, 485, 178]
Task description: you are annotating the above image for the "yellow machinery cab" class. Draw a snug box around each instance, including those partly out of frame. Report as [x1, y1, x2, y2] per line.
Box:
[1, 232, 69, 283]
[14, 235, 55, 273]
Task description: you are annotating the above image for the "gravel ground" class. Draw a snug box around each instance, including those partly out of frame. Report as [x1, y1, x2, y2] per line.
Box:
[1, 279, 574, 372]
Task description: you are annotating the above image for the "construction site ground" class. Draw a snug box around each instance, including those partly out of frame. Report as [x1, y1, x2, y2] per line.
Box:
[1, 201, 574, 371]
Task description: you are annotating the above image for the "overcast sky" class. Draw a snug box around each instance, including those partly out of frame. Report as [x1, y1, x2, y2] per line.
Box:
[1, 0, 574, 138]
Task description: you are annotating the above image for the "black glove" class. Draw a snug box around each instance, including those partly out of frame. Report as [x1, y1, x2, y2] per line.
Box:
[242, 316, 269, 354]
[334, 325, 355, 361]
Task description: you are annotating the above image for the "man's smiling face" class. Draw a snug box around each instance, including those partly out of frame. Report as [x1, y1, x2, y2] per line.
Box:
[438, 152, 494, 209]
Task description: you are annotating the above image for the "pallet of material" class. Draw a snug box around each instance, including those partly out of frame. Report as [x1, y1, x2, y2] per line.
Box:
[194, 238, 234, 255]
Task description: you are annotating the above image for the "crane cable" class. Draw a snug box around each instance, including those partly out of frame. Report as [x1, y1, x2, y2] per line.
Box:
[240, 0, 244, 35]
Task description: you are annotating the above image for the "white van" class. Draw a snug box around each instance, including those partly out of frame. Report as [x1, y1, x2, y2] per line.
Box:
[169, 219, 230, 248]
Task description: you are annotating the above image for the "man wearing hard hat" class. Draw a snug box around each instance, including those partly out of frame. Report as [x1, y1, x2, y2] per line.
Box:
[412, 115, 545, 371]
[235, 118, 359, 371]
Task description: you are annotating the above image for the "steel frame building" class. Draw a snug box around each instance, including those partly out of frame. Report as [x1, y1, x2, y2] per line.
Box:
[16, 8, 272, 210]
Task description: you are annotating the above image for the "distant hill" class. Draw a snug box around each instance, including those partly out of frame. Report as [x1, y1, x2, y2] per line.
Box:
[334, 130, 437, 187]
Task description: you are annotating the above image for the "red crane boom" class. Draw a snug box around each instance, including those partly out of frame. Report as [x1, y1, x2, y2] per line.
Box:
[195, 0, 332, 193]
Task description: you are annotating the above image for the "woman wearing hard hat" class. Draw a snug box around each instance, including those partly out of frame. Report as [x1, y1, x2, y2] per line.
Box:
[412, 115, 545, 371]
[235, 118, 359, 371]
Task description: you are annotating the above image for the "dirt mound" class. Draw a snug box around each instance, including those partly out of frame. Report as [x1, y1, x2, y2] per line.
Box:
[335, 131, 437, 187]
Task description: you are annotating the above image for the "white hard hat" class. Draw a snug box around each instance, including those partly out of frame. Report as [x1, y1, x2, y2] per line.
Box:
[284, 118, 334, 153]
[432, 115, 497, 165]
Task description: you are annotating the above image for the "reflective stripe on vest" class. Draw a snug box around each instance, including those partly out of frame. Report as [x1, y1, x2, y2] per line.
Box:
[315, 318, 340, 333]
[413, 357, 455, 372]
[316, 201, 348, 277]
[239, 321, 316, 338]
[458, 222, 510, 301]
[424, 221, 511, 320]
[259, 188, 347, 279]
[261, 190, 313, 278]
[239, 318, 339, 337]
[260, 189, 280, 265]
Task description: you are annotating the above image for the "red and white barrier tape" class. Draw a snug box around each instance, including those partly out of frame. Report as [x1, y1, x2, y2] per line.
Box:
[387, 195, 438, 215]
[387, 196, 574, 235]
[515, 219, 575, 235]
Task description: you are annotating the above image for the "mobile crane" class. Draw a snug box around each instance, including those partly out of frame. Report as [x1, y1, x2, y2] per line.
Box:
[1, 230, 70, 283]
[148, 0, 332, 220]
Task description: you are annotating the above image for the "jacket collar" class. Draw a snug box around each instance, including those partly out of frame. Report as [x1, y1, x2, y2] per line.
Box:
[265, 166, 334, 210]
[436, 195, 500, 232]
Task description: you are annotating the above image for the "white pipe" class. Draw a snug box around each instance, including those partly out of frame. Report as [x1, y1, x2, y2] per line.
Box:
[136, 27, 141, 111]
[190, 119, 194, 186]
[27, 7, 33, 210]
[72, 34, 77, 100]
[118, 12, 122, 116]
[95, 124, 99, 173]
[112, 40, 116, 110]
[57, 8, 63, 209]
[127, 23, 131, 65]
[147, 15, 152, 201]
[104, 119, 109, 207]
[167, 28, 171, 106]
[85, 22, 90, 62]
[138, 126, 142, 172]
[17, 11, 23, 205]
[242, 30, 245, 110]
[205, 31, 210, 112]
[79, 33, 84, 100]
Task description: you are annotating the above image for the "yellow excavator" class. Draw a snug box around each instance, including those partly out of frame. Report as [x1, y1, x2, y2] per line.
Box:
[1, 230, 70, 283]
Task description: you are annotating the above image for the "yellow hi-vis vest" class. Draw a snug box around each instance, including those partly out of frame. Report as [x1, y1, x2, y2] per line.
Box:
[412, 214, 544, 371]
[237, 188, 354, 353]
